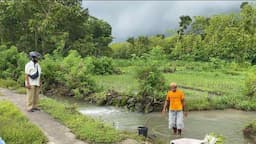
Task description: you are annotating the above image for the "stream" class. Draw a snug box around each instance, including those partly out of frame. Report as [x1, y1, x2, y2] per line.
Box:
[79, 105, 256, 144]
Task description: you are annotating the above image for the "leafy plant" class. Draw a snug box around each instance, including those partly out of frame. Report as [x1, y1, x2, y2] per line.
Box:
[85, 56, 120, 75]
[245, 72, 256, 97]
[136, 64, 166, 99]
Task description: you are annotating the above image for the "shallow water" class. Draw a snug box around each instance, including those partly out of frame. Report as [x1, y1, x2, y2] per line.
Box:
[79, 105, 256, 144]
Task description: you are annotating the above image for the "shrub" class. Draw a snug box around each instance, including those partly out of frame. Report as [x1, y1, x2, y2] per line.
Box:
[85, 56, 119, 75]
[209, 58, 225, 69]
[41, 50, 98, 99]
[0, 46, 28, 86]
[245, 73, 256, 97]
[244, 120, 256, 138]
[136, 64, 166, 99]
[110, 42, 132, 59]
[40, 53, 63, 91]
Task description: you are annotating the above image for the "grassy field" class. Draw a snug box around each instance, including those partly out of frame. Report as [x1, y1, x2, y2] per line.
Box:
[39, 97, 142, 143]
[93, 60, 252, 111]
[0, 100, 47, 144]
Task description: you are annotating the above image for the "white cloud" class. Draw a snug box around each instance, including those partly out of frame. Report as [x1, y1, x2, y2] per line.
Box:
[83, 1, 244, 42]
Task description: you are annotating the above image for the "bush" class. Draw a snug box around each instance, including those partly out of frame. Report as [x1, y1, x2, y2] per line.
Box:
[0, 100, 47, 144]
[110, 42, 132, 58]
[85, 56, 119, 75]
[209, 58, 226, 69]
[0, 46, 28, 86]
[244, 120, 256, 138]
[136, 64, 166, 99]
[245, 73, 256, 97]
[41, 50, 98, 99]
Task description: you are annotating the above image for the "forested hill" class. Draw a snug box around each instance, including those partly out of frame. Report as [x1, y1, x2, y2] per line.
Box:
[0, 0, 112, 56]
[111, 2, 256, 63]
[1, 1, 256, 63]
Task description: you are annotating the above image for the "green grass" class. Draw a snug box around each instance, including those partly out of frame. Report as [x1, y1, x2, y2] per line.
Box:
[164, 71, 244, 95]
[0, 79, 20, 90]
[94, 65, 244, 94]
[39, 97, 141, 143]
[0, 100, 47, 144]
[92, 60, 254, 111]
[15, 87, 26, 94]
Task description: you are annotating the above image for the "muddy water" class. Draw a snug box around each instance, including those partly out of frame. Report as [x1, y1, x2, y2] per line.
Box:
[79, 105, 256, 144]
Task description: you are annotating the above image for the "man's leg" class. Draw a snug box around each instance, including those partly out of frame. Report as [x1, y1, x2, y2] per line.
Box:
[177, 111, 184, 136]
[169, 111, 177, 135]
[33, 86, 40, 110]
[172, 127, 177, 135]
[26, 86, 35, 111]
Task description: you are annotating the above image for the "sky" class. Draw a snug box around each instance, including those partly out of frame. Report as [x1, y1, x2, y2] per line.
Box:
[82, 1, 246, 42]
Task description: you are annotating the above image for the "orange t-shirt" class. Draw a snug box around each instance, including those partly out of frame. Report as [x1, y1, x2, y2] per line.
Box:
[166, 89, 185, 111]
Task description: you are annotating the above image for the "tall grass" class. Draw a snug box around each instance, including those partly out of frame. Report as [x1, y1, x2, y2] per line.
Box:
[0, 100, 47, 144]
[39, 98, 141, 143]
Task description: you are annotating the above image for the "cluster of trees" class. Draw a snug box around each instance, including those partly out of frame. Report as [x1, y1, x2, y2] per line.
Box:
[0, 0, 112, 56]
[111, 2, 256, 63]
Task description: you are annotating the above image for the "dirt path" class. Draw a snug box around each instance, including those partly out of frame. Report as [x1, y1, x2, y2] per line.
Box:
[0, 88, 87, 144]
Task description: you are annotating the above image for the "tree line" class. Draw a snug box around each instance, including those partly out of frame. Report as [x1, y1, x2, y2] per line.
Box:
[111, 2, 256, 63]
[0, 0, 112, 57]
[0, 1, 255, 63]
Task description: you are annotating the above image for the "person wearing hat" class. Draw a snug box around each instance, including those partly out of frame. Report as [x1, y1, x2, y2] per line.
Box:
[162, 82, 187, 136]
[25, 51, 42, 112]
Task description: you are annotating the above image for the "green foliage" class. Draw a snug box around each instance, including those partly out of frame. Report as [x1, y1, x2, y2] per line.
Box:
[39, 98, 127, 143]
[0, 46, 28, 86]
[244, 120, 256, 138]
[136, 64, 166, 98]
[41, 50, 98, 99]
[208, 133, 225, 144]
[0, 100, 47, 144]
[0, 0, 112, 56]
[110, 3, 256, 63]
[85, 56, 119, 75]
[110, 35, 171, 59]
[0, 79, 20, 90]
[245, 72, 256, 97]
[111, 42, 132, 58]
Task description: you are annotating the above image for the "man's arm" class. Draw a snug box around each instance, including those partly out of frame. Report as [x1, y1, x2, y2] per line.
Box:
[182, 99, 188, 117]
[181, 99, 185, 111]
[25, 74, 31, 89]
[162, 100, 169, 113]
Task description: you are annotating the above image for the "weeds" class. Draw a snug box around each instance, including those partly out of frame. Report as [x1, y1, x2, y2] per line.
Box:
[0, 100, 47, 144]
[39, 98, 140, 143]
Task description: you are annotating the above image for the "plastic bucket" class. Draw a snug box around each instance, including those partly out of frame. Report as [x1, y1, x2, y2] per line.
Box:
[138, 126, 148, 137]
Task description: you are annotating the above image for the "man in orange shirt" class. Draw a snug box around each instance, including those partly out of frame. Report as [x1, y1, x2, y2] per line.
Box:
[162, 82, 187, 136]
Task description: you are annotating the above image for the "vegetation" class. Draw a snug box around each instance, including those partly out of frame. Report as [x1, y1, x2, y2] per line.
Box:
[1, 1, 256, 142]
[39, 97, 141, 143]
[136, 64, 166, 99]
[0, 2, 255, 112]
[0, 100, 47, 144]
[0, 0, 112, 56]
[208, 133, 225, 144]
[244, 120, 256, 139]
[110, 3, 256, 63]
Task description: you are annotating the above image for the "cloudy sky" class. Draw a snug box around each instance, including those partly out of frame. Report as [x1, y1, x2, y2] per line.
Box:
[82, 1, 245, 42]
